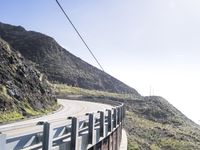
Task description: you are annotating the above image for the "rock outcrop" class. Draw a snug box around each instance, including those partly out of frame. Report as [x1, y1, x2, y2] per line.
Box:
[0, 38, 57, 122]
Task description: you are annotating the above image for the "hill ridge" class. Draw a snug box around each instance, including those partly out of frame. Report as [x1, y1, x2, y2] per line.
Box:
[0, 21, 140, 96]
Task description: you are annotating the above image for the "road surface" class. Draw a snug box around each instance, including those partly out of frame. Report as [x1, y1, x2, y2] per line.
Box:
[0, 99, 112, 137]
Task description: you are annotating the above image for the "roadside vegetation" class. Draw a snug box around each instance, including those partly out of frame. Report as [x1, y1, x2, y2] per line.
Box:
[51, 83, 140, 100]
[126, 110, 200, 150]
[0, 103, 59, 123]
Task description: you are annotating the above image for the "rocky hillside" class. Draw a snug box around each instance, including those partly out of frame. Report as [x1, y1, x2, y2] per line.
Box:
[124, 96, 200, 150]
[0, 22, 139, 95]
[0, 38, 57, 122]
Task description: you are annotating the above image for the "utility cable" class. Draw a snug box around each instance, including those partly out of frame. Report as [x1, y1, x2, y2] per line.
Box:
[55, 0, 105, 72]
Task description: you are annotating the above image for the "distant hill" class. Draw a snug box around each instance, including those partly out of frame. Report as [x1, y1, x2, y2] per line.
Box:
[0, 22, 140, 96]
[124, 96, 200, 150]
[0, 38, 57, 122]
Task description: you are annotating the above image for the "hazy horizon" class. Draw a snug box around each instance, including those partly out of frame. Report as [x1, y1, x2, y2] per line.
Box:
[1, 0, 200, 124]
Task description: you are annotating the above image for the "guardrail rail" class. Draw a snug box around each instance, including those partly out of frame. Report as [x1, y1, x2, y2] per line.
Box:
[0, 101, 125, 150]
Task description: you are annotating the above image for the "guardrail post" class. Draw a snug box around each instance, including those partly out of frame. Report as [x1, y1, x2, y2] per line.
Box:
[121, 106, 123, 122]
[0, 133, 6, 150]
[113, 108, 117, 128]
[71, 117, 79, 150]
[119, 106, 122, 123]
[123, 105, 126, 119]
[99, 111, 105, 137]
[119, 106, 122, 124]
[88, 113, 95, 144]
[106, 109, 113, 132]
[117, 107, 120, 125]
[42, 122, 53, 150]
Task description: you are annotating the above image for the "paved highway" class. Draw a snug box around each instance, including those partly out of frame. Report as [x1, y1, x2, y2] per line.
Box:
[0, 99, 112, 137]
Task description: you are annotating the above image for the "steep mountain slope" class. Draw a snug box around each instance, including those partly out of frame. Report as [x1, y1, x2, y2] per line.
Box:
[124, 96, 200, 150]
[0, 38, 57, 122]
[0, 22, 139, 96]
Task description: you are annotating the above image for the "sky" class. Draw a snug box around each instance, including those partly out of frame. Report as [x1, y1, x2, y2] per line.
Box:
[1, 0, 200, 124]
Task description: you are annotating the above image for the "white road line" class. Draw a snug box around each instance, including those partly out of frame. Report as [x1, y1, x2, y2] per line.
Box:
[0, 99, 112, 137]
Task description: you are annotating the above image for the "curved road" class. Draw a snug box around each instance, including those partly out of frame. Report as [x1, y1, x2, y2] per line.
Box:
[0, 99, 112, 137]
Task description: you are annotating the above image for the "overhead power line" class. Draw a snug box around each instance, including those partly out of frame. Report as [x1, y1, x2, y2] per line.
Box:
[55, 0, 105, 72]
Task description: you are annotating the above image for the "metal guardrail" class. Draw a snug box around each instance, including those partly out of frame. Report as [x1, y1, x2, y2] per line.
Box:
[0, 101, 125, 150]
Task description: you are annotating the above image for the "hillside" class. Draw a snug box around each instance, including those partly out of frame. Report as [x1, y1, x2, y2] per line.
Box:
[124, 96, 200, 150]
[0, 38, 57, 122]
[0, 22, 139, 96]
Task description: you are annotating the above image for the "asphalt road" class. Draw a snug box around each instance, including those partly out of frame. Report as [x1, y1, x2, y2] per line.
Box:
[0, 99, 112, 137]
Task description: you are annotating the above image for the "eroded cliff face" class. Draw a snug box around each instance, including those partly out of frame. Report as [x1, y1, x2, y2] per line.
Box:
[0, 38, 57, 122]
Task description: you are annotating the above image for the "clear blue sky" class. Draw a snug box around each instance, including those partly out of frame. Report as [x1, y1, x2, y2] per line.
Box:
[1, 0, 200, 124]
